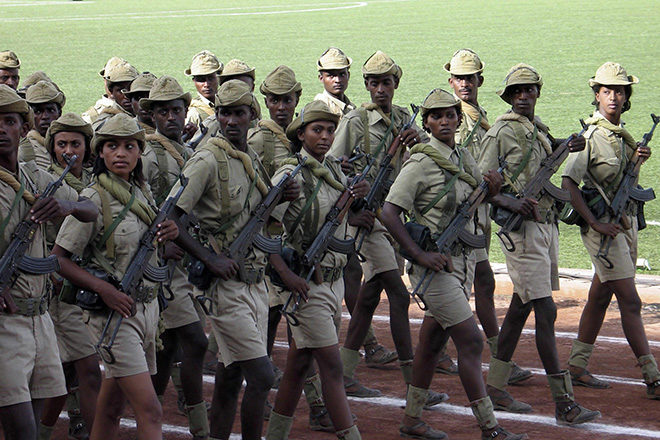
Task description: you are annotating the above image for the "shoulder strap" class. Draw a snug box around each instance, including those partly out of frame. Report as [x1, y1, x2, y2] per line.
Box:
[93, 183, 135, 260]
[198, 144, 231, 220]
[419, 147, 465, 216]
[0, 175, 26, 250]
[507, 122, 537, 187]
[290, 166, 323, 245]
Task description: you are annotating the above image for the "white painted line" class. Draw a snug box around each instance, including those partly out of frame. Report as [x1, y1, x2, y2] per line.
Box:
[0, 1, 93, 6]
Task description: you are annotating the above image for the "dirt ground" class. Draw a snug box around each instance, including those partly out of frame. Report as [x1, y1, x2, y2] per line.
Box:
[47, 266, 660, 439]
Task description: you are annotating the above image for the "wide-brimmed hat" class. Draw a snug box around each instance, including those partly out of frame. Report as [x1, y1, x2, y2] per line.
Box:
[139, 75, 191, 111]
[101, 58, 139, 83]
[317, 47, 352, 71]
[362, 51, 402, 80]
[91, 113, 145, 154]
[420, 88, 461, 117]
[44, 112, 93, 156]
[588, 62, 639, 88]
[185, 50, 223, 76]
[444, 48, 484, 75]
[122, 72, 158, 97]
[215, 79, 257, 114]
[0, 84, 33, 128]
[496, 63, 543, 103]
[219, 59, 255, 80]
[286, 100, 339, 142]
[260, 65, 302, 96]
[25, 80, 66, 107]
[0, 50, 20, 69]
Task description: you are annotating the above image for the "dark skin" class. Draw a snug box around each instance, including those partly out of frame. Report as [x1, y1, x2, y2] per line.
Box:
[192, 73, 218, 102]
[127, 91, 154, 127]
[151, 99, 187, 143]
[264, 92, 299, 130]
[107, 81, 133, 114]
[448, 73, 483, 107]
[380, 105, 504, 436]
[52, 132, 86, 178]
[319, 68, 350, 101]
[0, 68, 20, 90]
[562, 84, 654, 388]
[31, 102, 61, 137]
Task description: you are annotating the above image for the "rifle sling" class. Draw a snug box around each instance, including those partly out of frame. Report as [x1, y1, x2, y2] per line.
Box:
[0, 176, 27, 250]
[94, 183, 136, 260]
[290, 169, 323, 244]
[507, 123, 537, 191]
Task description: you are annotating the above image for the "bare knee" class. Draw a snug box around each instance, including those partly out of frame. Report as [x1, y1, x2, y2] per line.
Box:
[139, 397, 162, 426]
[76, 358, 102, 391]
[533, 297, 557, 328]
[474, 262, 495, 296]
[619, 294, 642, 316]
[180, 322, 208, 358]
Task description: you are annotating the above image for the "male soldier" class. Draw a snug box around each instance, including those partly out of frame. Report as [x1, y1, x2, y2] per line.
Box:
[81, 57, 138, 128]
[441, 49, 532, 384]
[168, 80, 299, 440]
[0, 50, 20, 90]
[123, 72, 157, 134]
[138, 75, 210, 440]
[0, 84, 98, 440]
[478, 64, 600, 425]
[18, 81, 65, 170]
[314, 47, 356, 118]
[329, 51, 446, 407]
[185, 50, 223, 127]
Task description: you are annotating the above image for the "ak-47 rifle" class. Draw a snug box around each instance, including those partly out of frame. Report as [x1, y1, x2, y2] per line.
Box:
[354, 104, 420, 256]
[408, 159, 507, 310]
[96, 175, 188, 364]
[494, 122, 590, 252]
[188, 154, 306, 292]
[281, 160, 374, 326]
[0, 154, 77, 314]
[184, 120, 209, 150]
[595, 113, 659, 269]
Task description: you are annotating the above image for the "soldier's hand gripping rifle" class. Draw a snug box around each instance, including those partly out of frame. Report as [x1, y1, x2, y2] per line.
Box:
[96, 175, 188, 364]
[410, 160, 507, 310]
[281, 162, 373, 326]
[0, 154, 77, 314]
[495, 122, 589, 252]
[354, 104, 419, 257]
[595, 113, 659, 269]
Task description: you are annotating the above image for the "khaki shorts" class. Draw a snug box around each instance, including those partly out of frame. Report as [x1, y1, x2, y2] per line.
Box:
[267, 277, 285, 308]
[411, 252, 475, 329]
[502, 221, 559, 304]
[84, 301, 158, 378]
[352, 219, 399, 282]
[582, 215, 637, 282]
[208, 278, 268, 366]
[161, 263, 201, 330]
[288, 278, 344, 349]
[0, 313, 66, 406]
[50, 295, 95, 363]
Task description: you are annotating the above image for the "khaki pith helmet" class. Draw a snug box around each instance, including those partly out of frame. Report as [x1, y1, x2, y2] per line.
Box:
[260, 65, 302, 96]
[444, 49, 484, 75]
[25, 80, 66, 107]
[420, 88, 461, 117]
[286, 100, 339, 142]
[45, 112, 93, 155]
[185, 50, 223, 77]
[362, 50, 402, 80]
[496, 63, 543, 103]
[588, 62, 639, 88]
[219, 59, 256, 80]
[0, 50, 20, 69]
[0, 84, 33, 128]
[91, 113, 145, 154]
[102, 59, 139, 83]
[215, 79, 257, 114]
[139, 75, 191, 111]
[122, 72, 158, 97]
[317, 47, 352, 71]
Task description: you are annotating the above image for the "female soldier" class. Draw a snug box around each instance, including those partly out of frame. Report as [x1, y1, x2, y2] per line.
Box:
[39, 113, 101, 439]
[380, 89, 524, 439]
[266, 100, 370, 440]
[52, 113, 179, 440]
[562, 62, 660, 398]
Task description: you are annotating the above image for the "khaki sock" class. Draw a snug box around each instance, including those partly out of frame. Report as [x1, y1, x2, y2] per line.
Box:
[303, 373, 324, 407]
[265, 411, 294, 440]
[486, 335, 498, 358]
[638, 354, 660, 383]
[336, 424, 361, 440]
[399, 359, 413, 384]
[470, 396, 498, 430]
[404, 385, 428, 419]
[363, 325, 378, 348]
[37, 422, 54, 440]
[567, 339, 594, 370]
[340, 347, 361, 379]
[547, 370, 574, 402]
[186, 401, 210, 438]
[486, 357, 512, 391]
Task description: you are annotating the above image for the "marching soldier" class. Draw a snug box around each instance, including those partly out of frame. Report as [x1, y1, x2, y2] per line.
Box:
[314, 47, 356, 118]
[185, 50, 223, 127]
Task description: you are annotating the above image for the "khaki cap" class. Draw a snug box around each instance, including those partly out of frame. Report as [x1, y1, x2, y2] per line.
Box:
[362, 50, 402, 80]
[286, 100, 339, 142]
[0, 50, 20, 69]
[91, 113, 145, 154]
[99, 56, 124, 77]
[219, 59, 256, 80]
[497, 63, 543, 103]
[185, 50, 223, 77]
[317, 47, 352, 71]
[260, 65, 302, 96]
[444, 48, 484, 75]
[45, 112, 93, 155]
[26, 80, 66, 107]
[139, 75, 191, 111]
[420, 88, 461, 116]
[103, 59, 139, 83]
[0, 84, 33, 128]
[215, 79, 257, 112]
[589, 61, 639, 87]
[122, 72, 157, 96]
[22, 71, 54, 89]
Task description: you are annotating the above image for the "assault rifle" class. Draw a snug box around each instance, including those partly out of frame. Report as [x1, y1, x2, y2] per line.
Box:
[0, 154, 77, 314]
[354, 104, 420, 255]
[595, 113, 659, 269]
[96, 175, 188, 364]
[495, 122, 590, 252]
[409, 159, 507, 310]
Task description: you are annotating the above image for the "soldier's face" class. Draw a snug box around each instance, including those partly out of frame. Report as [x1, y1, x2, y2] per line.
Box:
[364, 74, 397, 111]
[53, 131, 86, 174]
[423, 107, 461, 145]
[31, 102, 61, 137]
[193, 73, 219, 101]
[448, 74, 482, 104]
[100, 137, 141, 181]
[217, 105, 253, 144]
[108, 81, 133, 114]
[153, 100, 186, 140]
[319, 69, 350, 97]
[130, 92, 153, 126]
[265, 92, 298, 129]
[0, 69, 20, 90]
[0, 112, 29, 156]
[510, 84, 539, 118]
[298, 120, 336, 160]
[595, 85, 626, 119]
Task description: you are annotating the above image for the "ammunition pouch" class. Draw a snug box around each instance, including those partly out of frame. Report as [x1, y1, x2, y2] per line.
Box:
[59, 280, 77, 305]
[319, 266, 343, 283]
[490, 194, 522, 230]
[266, 247, 301, 289]
[2, 296, 48, 316]
[399, 222, 436, 262]
[560, 187, 608, 227]
[75, 268, 115, 312]
[187, 255, 214, 291]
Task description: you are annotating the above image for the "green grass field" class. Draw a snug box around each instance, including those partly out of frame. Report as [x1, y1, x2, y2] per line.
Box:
[3, 0, 660, 273]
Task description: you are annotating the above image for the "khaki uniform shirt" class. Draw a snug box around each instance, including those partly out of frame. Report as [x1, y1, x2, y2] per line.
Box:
[186, 94, 215, 127]
[247, 119, 293, 177]
[82, 95, 121, 125]
[91, 102, 132, 132]
[18, 132, 52, 170]
[189, 115, 220, 150]
[142, 133, 193, 204]
[456, 100, 489, 159]
[314, 90, 355, 119]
